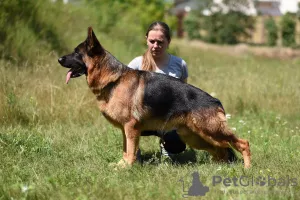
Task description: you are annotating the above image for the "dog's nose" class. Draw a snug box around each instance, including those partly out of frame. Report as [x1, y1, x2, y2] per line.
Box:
[58, 56, 65, 64]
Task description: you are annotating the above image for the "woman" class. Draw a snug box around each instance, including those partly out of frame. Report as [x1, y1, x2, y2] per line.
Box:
[128, 21, 188, 162]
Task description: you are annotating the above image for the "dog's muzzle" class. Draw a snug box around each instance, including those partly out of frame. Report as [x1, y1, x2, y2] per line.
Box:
[58, 56, 66, 65]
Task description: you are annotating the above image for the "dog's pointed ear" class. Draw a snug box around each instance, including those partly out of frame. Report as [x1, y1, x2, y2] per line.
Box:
[86, 27, 103, 56]
[87, 27, 99, 48]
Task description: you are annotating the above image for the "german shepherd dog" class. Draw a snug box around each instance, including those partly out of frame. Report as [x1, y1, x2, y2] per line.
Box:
[58, 27, 251, 168]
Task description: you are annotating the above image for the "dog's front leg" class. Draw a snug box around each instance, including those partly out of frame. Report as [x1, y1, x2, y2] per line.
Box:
[121, 129, 127, 161]
[124, 119, 140, 165]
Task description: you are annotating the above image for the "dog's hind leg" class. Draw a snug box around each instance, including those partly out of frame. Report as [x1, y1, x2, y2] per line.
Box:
[208, 121, 251, 168]
[212, 129, 250, 168]
[186, 110, 251, 168]
[225, 134, 251, 168]
[177, 127, 237, 163]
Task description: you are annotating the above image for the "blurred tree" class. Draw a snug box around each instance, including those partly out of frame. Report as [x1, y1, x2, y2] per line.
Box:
[85, 0, 175, 43]
[184, 0, 254, 44]
[264, 17, 278, 46]
[184, 12, 201, 39]
[183, 0, 212, 40]
[280, 13, 296, 47]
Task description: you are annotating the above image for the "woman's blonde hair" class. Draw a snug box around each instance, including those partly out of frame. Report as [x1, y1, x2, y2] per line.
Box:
[141, 21, 171, 71]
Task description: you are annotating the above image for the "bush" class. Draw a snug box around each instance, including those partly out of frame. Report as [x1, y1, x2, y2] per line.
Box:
[264, 17, 278, 46]
[85, 0, 176, 46]
[0, 0, 71, 63]
[182, 0, 254, 45]
[0, 0, 175, 64]
[202, 10, 254, 44]
[280, 13, 296, 47]
[184, 12, 201, 39]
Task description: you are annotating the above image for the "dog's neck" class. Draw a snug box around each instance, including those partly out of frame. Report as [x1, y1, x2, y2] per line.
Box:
[87, 50, 128, 94]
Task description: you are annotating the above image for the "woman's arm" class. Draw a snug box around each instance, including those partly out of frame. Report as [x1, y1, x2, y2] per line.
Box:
[181, 59, 188, 83]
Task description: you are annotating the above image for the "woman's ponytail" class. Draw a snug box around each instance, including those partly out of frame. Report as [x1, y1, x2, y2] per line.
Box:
[141, 49, 156, 71]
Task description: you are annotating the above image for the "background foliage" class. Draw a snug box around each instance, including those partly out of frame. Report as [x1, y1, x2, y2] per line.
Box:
[280, 13, 296, 47]
[204, 10, 254, 44]
[0, 0, 70, 62]
[0, 0, 175, 64]
[264, 17, 278, 46]
[184, 0, 255, 44]
[85, 0, 176, 45]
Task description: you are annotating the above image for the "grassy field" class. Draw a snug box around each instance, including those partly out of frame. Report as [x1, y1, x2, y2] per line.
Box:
[0, 34, 300, 199]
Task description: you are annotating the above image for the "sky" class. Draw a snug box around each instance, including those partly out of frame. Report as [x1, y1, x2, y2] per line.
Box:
[280, 0, 299, 13]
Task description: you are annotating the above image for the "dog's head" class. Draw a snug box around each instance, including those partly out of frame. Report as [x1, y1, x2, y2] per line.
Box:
[58, 27, 104, 84]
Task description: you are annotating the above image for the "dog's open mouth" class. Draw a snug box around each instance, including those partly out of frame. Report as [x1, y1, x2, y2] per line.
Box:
[58, 55, 87, 84]
[65, 68, 87, 84]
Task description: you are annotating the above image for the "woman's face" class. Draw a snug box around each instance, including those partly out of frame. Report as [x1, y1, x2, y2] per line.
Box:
[146, 29, 170, 59]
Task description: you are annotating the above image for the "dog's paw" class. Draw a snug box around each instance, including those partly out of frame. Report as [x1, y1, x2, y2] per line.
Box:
[117, 159, 129, 167]
[109, 159, 131, 170]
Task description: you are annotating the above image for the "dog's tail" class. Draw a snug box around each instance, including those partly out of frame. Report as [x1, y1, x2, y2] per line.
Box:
[227, 148, 238, 163]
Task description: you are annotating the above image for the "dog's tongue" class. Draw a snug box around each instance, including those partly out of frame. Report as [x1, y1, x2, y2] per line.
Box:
[66, 71, 72, 84]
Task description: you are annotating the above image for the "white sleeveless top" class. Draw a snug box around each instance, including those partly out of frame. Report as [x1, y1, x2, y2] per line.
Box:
[127, 55, 188, 81]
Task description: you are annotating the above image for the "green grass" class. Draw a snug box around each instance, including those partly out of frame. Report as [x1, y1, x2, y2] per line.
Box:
[1, 39, 300, 199]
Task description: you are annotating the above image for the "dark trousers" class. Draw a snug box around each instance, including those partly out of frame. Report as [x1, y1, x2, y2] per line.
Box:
[141, 130, 186, 154]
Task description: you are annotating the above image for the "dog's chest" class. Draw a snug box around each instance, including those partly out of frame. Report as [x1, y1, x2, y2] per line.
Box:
[97, 98, 131, 124]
